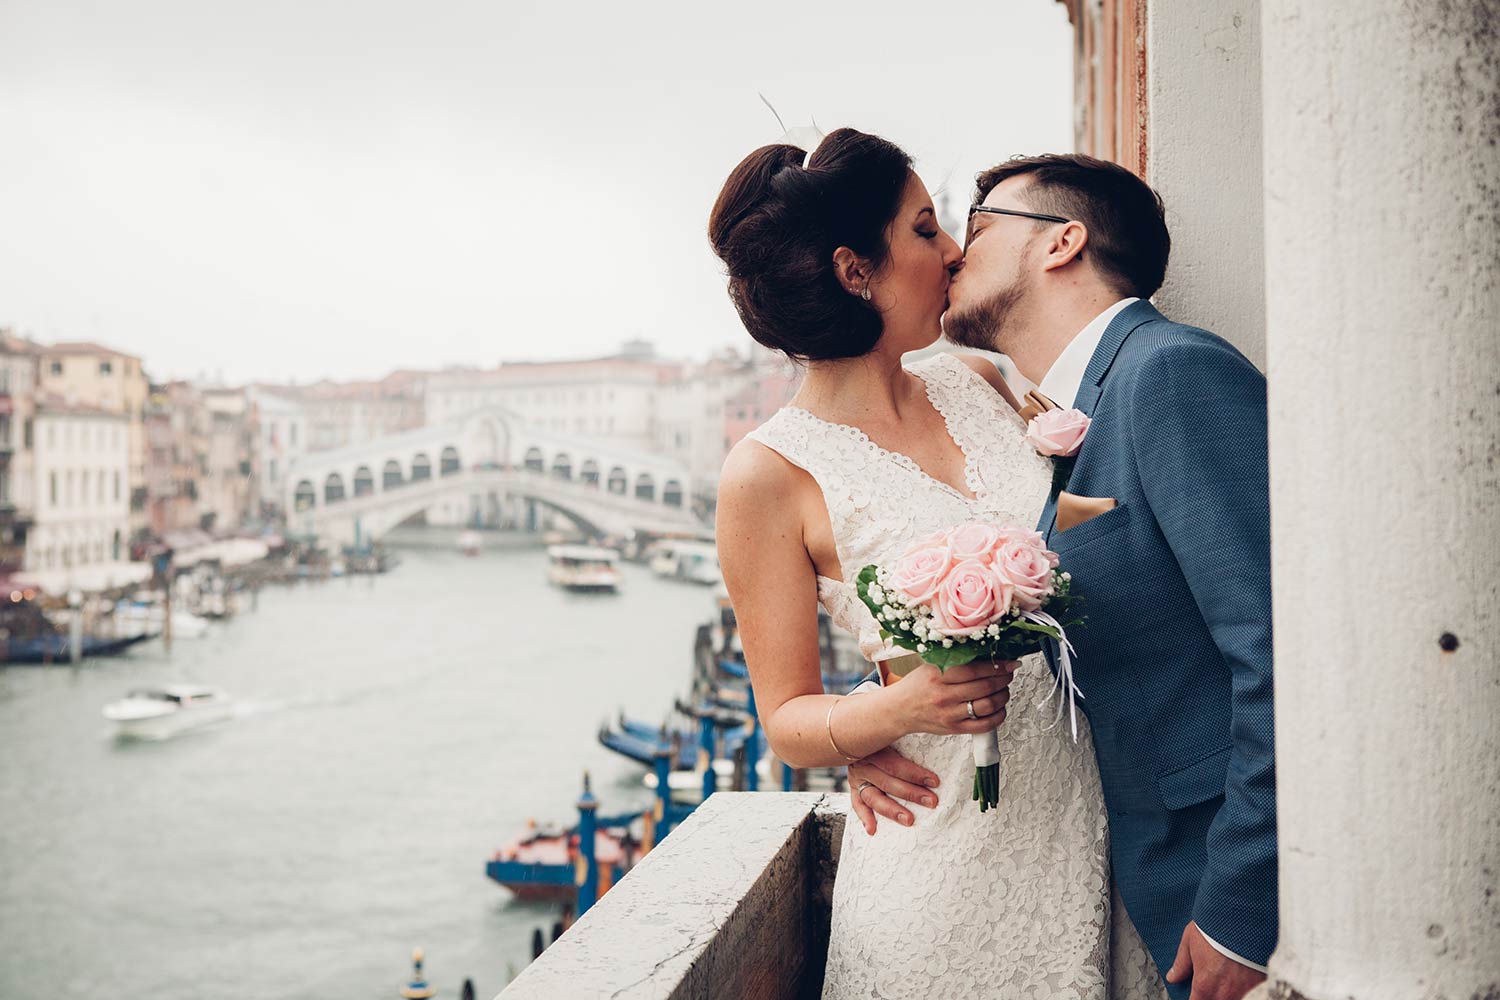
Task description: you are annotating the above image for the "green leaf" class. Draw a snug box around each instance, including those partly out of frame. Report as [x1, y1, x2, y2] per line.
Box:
[919, 642, 982, 670]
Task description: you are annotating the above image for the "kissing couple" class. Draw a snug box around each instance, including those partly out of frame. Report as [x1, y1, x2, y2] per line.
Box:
[711, 129, 1276, 1000]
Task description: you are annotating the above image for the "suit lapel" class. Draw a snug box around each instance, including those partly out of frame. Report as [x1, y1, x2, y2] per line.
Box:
[1036, 299, 1163, 543]
[1080, 299, 1161, 392]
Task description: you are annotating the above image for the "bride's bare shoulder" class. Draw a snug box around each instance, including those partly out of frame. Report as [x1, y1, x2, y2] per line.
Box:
[718, 435, 812, 519]
[952, 353, 1025, 411]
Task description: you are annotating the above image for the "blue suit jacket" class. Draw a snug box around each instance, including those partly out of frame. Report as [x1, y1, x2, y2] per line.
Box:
[1039, 300, 1277, 986]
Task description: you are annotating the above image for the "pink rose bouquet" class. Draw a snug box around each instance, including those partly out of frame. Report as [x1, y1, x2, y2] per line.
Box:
[857, 521, 1083, 812]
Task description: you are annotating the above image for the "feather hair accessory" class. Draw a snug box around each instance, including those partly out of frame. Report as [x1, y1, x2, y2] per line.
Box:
[758, 93, 824, 168]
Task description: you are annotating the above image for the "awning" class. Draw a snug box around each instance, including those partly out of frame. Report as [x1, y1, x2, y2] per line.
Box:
[174, 538, 270, 568]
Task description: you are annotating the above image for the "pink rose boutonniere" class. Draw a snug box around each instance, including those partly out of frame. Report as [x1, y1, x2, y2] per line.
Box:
[1026, 407, 1091, 499]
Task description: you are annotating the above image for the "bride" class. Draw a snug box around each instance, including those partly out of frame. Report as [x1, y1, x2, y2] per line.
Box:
[710, 128, 1162, 999]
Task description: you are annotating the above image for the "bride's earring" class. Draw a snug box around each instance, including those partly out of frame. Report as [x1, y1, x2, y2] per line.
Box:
[861, 286, 872, 301]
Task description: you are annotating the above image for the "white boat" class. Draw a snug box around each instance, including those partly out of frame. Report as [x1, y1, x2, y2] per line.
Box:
[546, 545, 622, 593]
[457, 530, 482, 557]
[103, 685, 234, 740]
[648, 540, 721, 585]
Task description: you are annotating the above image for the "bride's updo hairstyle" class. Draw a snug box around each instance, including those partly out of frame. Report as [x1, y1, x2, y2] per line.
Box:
[708, 128, 912, 361]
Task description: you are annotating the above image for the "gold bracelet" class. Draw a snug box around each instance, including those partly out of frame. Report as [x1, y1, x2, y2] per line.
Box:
[825, 698, 861, 764]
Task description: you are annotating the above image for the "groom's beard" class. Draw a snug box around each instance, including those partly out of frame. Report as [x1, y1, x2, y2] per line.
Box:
[943, 283, 1025, 353]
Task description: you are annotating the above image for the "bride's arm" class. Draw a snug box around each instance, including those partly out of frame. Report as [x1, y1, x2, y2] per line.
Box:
[717, 440, 907, 767]
[717, 441, 1013, 770]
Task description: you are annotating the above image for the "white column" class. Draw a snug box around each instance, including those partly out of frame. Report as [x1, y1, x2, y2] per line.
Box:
[1260, 0, 1500, 996]
[1145, 0, 1267, 366]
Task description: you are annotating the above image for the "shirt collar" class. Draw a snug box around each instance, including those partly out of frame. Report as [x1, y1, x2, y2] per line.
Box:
[1036, 298, 1139, 409]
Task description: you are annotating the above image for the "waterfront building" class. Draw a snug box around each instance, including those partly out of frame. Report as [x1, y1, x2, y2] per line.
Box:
[424, 340, 680, 455]
[142, 385, 195, 537]
[246, 386, 308, 518]
[652, 350, 760, 507]
[0, 332, 39, 579]
[25, 395, 130, 573]
[198, 388, 256, 533]
[298, 371, 426, 452]
[35, 341, 150, 543]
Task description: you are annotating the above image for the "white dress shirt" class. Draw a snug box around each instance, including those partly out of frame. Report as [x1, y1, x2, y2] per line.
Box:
[1036, 298, 1138, 409]
[1036, 294, 1268, 977]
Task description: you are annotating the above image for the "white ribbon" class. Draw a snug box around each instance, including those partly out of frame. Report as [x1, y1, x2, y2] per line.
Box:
[971, 729, 1000, 767]
[1021, 609, 1083, 742]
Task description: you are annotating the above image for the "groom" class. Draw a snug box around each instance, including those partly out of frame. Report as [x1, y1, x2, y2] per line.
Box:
[849, 154, 1276, 1000]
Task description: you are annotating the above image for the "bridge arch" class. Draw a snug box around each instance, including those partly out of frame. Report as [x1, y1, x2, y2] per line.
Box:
[551, 452, 573, 480]
[580, 458, 600, 488]
[663, 478, 683, 508]
[411, 452, 432, 482]
[325, 472, 346, 504]
[634, 472, 655, 502]
[440, 446, 461, 476]
[606, 465, 627, 495]
[353, 466, 375, 497]
[524, 446, 545, 473]
[383, 459, 404, 490]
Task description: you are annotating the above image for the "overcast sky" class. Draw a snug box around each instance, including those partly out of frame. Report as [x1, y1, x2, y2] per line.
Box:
[0, 1, 1073, 385]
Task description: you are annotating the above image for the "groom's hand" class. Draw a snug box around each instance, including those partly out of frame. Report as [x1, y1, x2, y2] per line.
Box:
[1165, 922, 1266, 1000]
[846, 747, 940, 836]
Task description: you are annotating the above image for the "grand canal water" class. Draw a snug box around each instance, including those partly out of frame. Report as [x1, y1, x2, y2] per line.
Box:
[0, 534, 710, 999]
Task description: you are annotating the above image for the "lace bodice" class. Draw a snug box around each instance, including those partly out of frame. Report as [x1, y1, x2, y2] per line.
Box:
[747, 353, 1050, 663]
[745, 353, 1164, 1000]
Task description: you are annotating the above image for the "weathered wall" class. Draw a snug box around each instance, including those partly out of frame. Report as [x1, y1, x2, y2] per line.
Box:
[1147, 0, 1267, 366]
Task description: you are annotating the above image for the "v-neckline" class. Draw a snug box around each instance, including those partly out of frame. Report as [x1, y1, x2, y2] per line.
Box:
[786, 359, 980, 504]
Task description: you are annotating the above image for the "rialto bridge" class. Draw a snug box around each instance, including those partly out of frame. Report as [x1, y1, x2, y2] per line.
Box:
[282, 407, 705, 547]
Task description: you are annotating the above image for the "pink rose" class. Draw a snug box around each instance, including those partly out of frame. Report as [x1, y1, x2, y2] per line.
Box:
[887, 540, 955, 607]
[908, 528, 953, 550]
[991, 535, 1057, 612]
[948, 522, 1005, 563]
[930, 561, 1013, 638]
[1027, 408, 1091, 457]
[995, 526, 1060, 569]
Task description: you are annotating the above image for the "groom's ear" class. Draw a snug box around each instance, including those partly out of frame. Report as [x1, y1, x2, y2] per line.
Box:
[831, 246, 871, 296]
[1040, 221, 1090, 273]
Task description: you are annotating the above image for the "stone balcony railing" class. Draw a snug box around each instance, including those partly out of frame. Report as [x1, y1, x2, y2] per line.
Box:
[498, 792, 847, 1000]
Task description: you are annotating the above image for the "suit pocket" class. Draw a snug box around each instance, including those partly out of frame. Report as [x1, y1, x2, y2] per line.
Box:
[1156, 745, 1232, 810]
[1055, 500, 1132, 549]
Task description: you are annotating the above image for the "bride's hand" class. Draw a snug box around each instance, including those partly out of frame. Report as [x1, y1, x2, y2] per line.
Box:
[890, 659, 1018, 737]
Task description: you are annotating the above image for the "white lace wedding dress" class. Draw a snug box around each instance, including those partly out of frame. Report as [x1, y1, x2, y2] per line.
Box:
[747, 354, 1165, 1000]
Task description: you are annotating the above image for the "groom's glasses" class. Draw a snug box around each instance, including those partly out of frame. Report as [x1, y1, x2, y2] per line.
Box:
[965, 204, 1071, 249]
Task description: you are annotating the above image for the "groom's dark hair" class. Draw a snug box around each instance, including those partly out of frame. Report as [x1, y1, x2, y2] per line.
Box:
[975, 154, 1170, 299]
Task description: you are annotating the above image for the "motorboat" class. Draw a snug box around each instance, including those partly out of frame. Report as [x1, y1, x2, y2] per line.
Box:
[103, 685, 234, 739]
[648, 540, 721, 585]
[456, 530, 482, 557]
[546, 545, 621, 593]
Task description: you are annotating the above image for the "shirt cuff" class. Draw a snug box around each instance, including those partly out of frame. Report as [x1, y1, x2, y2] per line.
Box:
[1198, 928, 1268, 974]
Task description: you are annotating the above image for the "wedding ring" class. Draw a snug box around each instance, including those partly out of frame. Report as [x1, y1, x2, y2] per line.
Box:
[856, 780, 875, 803]
[966, 700, 978, 720]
